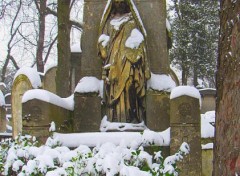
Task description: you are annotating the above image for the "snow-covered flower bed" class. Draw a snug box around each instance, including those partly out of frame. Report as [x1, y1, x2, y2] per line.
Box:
[0, 134, 189, 176]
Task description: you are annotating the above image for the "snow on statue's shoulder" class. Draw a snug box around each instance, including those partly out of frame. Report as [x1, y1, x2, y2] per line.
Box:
[22, 89, 74, 111]
[0, 90, 5, 107]
[125, 28, 144, 49]
[147, 73, 176, 92]
[170, 86, 201, 100]
[75, 77, 104, 97]
[14, 67, 41, 89]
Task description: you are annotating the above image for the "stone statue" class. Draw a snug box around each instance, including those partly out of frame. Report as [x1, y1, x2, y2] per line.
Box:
[98, 0, 150, 123]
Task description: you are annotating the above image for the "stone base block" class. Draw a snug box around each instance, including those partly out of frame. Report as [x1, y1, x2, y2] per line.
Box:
[146, 91, 170, 131]
[73, 93, 102, 132]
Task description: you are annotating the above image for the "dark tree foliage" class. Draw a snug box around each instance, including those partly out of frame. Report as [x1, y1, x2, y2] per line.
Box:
[169, 0, 219, 87]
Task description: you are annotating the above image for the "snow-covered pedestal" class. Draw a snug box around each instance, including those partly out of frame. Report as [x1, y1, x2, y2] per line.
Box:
[73, 77, 102, 132]
[170, 86, 202, 176]
[146, 73, 176, 132]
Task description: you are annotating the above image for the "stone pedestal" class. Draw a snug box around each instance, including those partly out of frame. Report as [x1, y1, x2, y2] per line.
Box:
[170, 95, 201, 176]
[73, 93, 102, 132]
[146, 91, 170, 131]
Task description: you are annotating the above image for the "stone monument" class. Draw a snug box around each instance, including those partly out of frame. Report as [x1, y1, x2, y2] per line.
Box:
[74, 0, 171, 132]
[170, 88, 202, 175]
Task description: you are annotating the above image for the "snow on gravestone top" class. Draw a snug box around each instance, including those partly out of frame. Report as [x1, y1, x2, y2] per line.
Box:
[71, 42, 82, 53]
[170, 86, 201, 106]
[74, 77, 104, 98]
[0, 90, 5, 106]
[13, 67, 42, 89]
[22, 89, 74, 111]
[147, 73, 176, 92]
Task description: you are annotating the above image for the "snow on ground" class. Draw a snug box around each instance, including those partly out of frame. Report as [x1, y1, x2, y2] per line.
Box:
[13, 67, 42, 89]
[147, 73, 176, 92]
[0, 135, 189, 176]
[0, 90, 5, 106]
[22, 89, 74, 111]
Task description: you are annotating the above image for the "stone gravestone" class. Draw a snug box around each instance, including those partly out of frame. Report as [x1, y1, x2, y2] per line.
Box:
[12, 75, 34, 138]
[0, 107, 6, 132]
[170, 93, 202, 175]
[42, 66, 57, 94]
[22, 98, 72, 143]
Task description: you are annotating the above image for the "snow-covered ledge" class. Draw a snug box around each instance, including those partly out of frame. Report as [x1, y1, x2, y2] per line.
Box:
[22, 89, 74, 111]
[53, 128, 170, 148]
[100, 116, 147, 132]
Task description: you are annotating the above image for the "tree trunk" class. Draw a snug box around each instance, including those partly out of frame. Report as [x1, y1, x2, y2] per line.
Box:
[193, 65, 198, 87]
[56, 0, 71, 97]
[182, 65, 188, 85]
[213, 1, 240, 176]
[36, 0, 46, 73]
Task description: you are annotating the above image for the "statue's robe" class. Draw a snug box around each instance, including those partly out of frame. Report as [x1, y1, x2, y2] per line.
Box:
[99, 13, 150, 123]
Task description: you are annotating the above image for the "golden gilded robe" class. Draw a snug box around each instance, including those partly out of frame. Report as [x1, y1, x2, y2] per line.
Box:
[99, 13, 150, 123]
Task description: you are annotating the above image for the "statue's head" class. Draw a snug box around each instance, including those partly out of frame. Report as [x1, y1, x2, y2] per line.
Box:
[112, 0, 130, 15]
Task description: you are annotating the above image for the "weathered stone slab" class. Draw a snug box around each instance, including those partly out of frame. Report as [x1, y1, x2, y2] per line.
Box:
[202, 149, 213, 176]
[43, 66, 57, 94]
[73, 93, 102, 132]
[0, 107, 6, 132]
[12, 75, 33, 138]
[22, 99, 72, 143]
[146, 91, 170, 131]
[170, 95, 201, 176]
[199, 89, 216, 113]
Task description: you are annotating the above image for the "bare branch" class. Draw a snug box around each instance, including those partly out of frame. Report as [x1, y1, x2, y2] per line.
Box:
[44, 35, 57, 64]
[46, 6, 83, 30]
